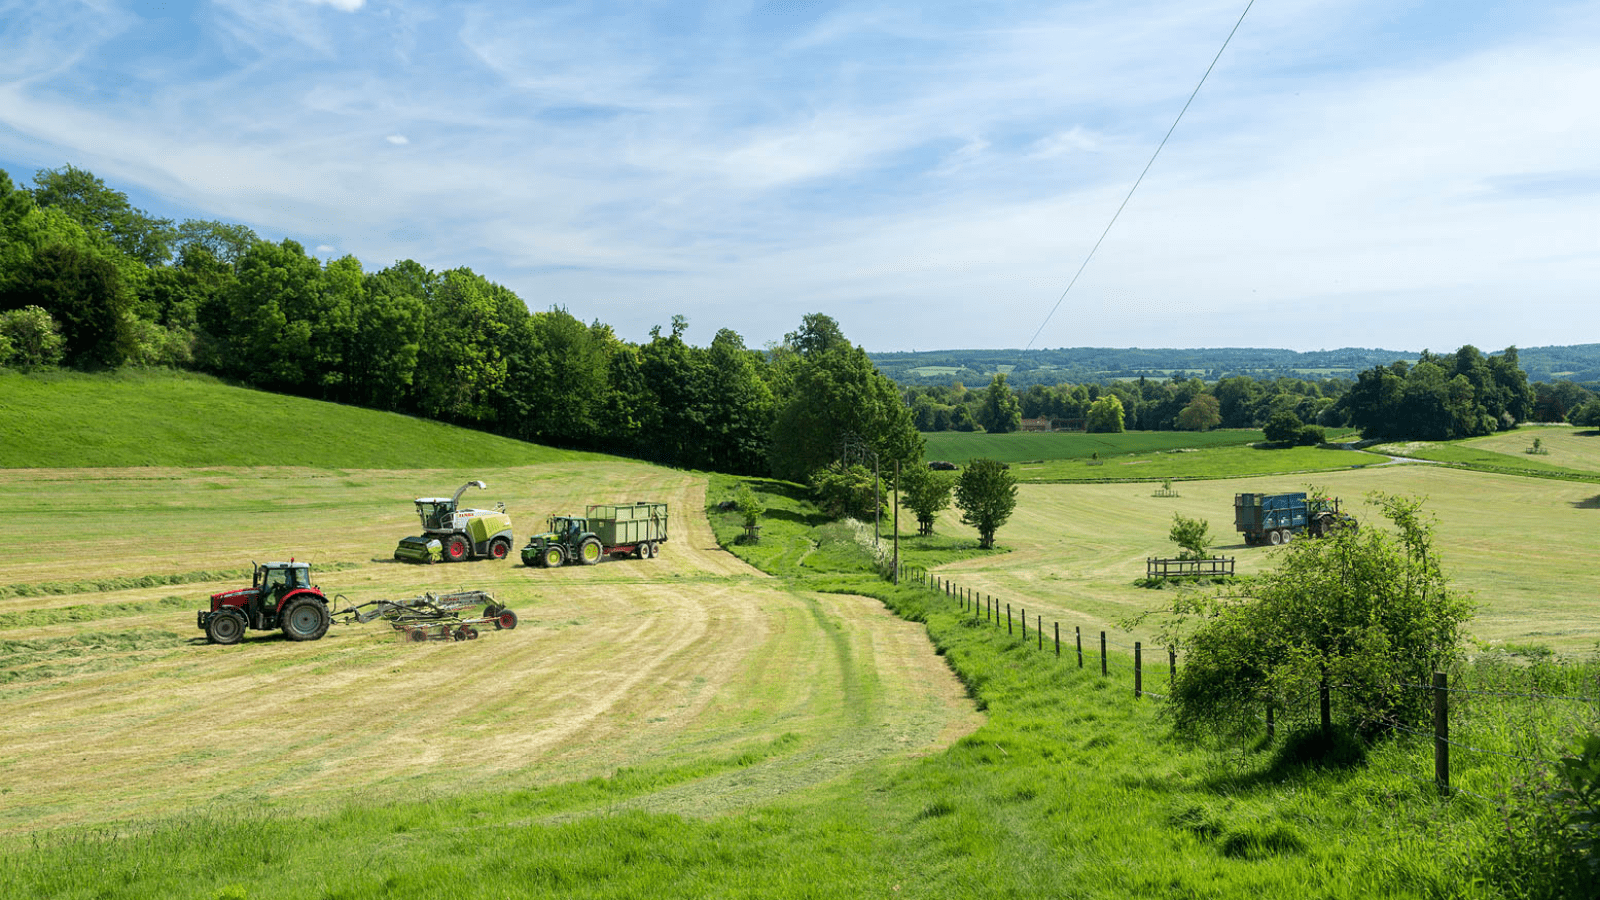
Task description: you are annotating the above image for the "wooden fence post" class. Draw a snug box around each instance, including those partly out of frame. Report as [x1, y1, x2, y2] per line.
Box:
[1434, 671, 1450, 795]
[1100, 631, 1107, 677]
[1135, 642, 1142, 698]
[1037, 616, 1042, 651]
[1054, 622, 1060, 657]
[1169, 648, 1176, 684]
[1319, 664, 1332, 735]
[1076, 626, 1083, 668]
[1266, 705, 1274, 739]
[1007, 604, 1012, 635]
[1021, 609, 1026, 640]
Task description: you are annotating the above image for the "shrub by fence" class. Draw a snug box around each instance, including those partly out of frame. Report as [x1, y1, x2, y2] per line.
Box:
[880, 558, 1600, 800]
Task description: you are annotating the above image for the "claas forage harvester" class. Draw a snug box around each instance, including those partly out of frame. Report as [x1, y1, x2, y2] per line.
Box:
[394, 480, 515, 564]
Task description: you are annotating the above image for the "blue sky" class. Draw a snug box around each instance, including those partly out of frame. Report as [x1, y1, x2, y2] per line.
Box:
[1, 0, 1595, 352]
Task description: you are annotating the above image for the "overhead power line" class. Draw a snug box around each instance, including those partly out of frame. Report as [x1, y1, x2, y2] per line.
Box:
[1023, 0, 1258, 351]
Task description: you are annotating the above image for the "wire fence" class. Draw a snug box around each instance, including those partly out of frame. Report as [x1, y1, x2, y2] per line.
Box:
[882, 559, 1600, 799]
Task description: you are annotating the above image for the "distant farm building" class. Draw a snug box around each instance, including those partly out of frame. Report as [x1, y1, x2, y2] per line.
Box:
[1020, 417, 1052, 432]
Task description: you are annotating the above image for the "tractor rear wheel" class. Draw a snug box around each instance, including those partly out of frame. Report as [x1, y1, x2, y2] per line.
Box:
[496, 609, 519, 630]
[280, 596, 331, 642]
[206, 611, 246, 645]
[445, 535, 470, 562]
[489, 537, 510, 560]
[579, 537, 602, 565]
[542, 545, 565, 568]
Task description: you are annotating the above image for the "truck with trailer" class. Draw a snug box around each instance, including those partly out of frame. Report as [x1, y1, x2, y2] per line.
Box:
[1234, 492, 1357, 546]
[394, 481, 514, 563]
[522, 502, 669, 568]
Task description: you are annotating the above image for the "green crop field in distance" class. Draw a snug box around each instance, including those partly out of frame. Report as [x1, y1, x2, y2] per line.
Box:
[0, 369, 604, 469]
[922, 429, 1268, 464]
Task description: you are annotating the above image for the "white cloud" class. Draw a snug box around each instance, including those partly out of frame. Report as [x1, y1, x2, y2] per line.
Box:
[0, 0, 1594, 351]
[306, 0, 365, 11]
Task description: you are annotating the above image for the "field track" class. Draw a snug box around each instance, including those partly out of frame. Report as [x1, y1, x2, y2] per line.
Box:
[0, 464, 980, 834]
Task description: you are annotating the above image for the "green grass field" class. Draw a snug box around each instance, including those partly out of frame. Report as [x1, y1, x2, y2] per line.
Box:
[0, 369, 602, 468]
[1, 373, 1595, 898]
[1369, 427, 1600, 480]
[921, 430, 1392, 483]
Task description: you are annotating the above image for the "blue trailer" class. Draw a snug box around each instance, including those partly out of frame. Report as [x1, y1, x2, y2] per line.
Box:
[1235, 492, 1357, 546]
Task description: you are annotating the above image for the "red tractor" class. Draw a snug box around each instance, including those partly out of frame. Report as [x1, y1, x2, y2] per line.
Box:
[198, 560, 332, 645]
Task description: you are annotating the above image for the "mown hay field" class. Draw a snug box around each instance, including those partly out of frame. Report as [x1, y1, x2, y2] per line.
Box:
[0, 463, 979, 834]
[928, 463, 1600, 655]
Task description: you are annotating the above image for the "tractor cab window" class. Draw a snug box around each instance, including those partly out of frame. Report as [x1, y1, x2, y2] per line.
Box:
[263, 568, 289, 594]
[288, 567, 310, 589]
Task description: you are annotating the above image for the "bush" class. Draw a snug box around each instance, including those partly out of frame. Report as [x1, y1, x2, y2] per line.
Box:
[1296, 424, 1326, 446]
[1483, 732, 1600, 898]
[0, 306, 66, 368]
[1152, 493, 1472, 740]
[809, 462, 883, 521]
[1262, 410, 1303, 445]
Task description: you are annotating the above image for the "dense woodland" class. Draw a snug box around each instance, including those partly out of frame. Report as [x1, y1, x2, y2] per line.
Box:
[2, 165, 1597, 481]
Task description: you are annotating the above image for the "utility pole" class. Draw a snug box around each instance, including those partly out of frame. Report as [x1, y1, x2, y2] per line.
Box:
[892, 459, 900, 584]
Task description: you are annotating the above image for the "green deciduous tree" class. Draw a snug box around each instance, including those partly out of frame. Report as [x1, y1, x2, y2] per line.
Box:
[979, 373, 1023, 433]
[769, 314, 922, 483]
[1155, 494, 1471, 739]
[1177, 393, 1222, 431]
[1086, 394, 1124, 433]
[900, 462, 956, 536]
[1169, 513, 1211, 559]
[30, 164, 175, 266]
[955, 458, 1017, 549]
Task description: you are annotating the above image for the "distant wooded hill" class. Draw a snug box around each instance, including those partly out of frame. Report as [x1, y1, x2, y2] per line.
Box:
[868, 345, 1600, 387]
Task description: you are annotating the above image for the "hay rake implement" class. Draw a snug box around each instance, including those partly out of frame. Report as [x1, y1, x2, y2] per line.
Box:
[333, 590, 519, 642]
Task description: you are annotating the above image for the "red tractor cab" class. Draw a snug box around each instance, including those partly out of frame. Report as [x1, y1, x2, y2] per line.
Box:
[198, 560, 332, 645]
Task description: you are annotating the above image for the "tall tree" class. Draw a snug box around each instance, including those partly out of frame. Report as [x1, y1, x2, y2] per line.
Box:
[769, 314, 922, 482]
[954, 458, 1017, 549]
[30, 164, 175, 266]
[979, 373, 1023, 433]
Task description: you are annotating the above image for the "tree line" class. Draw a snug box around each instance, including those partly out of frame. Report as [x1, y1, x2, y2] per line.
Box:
[0, 166, 922, 484]
[3, 163, 1591, 486]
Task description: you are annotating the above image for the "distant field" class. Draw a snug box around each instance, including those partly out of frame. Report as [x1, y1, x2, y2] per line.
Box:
[906, 366, 962, 377]
[922, 429, 1267, 464]
[930, 465, 1600, 655]
[0, 370, 600, 469]
[1371, 427, 1600, 478]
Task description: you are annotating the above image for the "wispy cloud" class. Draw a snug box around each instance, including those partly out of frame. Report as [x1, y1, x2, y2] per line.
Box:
[0, 1, 1594, 351]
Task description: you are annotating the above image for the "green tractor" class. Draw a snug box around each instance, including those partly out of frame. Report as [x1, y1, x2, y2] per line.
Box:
[394, 481, 514, 564]
[521, 503, 668, 568]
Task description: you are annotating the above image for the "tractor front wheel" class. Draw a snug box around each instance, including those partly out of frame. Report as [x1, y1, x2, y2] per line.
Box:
[206, 611, 246, 645]
[280, 597, 331, 642]
[489, 537, 511, 560]
[542, 545, 566, 568]
[579, 537, 603, 565]
[445, 535, 470, 562]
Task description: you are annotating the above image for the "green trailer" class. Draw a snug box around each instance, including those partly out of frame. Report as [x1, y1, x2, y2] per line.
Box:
[521, 502, 669, 568]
